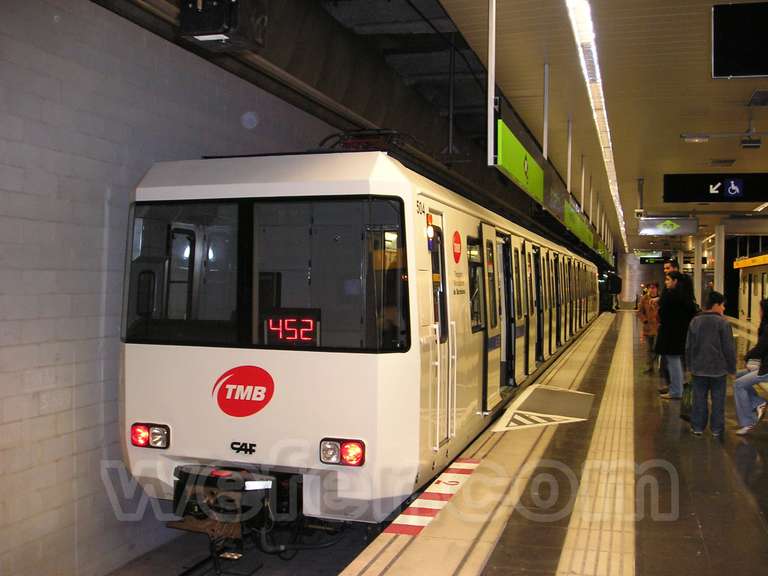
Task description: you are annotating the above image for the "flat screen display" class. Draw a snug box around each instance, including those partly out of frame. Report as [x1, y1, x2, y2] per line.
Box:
[262, 308, 321, 347]
[713, 3, 768, 78]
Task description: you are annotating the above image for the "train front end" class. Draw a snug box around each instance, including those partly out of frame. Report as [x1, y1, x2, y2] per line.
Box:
[120, 153, 419, 524]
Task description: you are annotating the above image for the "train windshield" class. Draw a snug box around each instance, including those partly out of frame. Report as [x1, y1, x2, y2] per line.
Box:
[122, 197, 410, 352]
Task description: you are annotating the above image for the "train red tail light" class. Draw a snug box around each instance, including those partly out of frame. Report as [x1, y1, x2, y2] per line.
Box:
[131, 424, 150, 447]
[319, 438, 365, 466]
[340, 441, 365, 466]
[130, 423, 170, 449]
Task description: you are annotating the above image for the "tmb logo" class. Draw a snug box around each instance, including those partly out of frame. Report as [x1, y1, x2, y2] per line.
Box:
[212, 366, 275, 417]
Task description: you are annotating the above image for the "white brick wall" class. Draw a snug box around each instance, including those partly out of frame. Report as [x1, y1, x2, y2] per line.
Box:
[0, 1, 332, 574]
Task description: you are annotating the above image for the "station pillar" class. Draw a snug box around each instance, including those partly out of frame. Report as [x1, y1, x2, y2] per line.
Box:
[715, 224, 725, 293]
[694, 239, 702, 305]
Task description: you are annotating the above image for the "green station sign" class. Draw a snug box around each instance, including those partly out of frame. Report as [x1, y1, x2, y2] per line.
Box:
[563, 202, 594, 247]
[495, 118, 610, 265]
[495, 119, 544, 203]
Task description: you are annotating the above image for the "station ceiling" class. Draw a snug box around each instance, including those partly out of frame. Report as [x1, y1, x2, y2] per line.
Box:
[441, 0, 768, 252]
[100, 0, 768, 254]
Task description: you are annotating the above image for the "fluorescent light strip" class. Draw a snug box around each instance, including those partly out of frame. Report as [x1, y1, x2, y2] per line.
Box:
[754, 202, 768, 212]
[565, 0, 628, 253]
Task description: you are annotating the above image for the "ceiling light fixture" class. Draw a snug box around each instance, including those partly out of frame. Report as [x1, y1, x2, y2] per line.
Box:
[754, 202, 768, 212]
[564, 0, 628, 253]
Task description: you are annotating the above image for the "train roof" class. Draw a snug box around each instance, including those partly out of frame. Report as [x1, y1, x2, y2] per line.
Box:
[135, 151, 593, 267]
[135, 151, 409, 202]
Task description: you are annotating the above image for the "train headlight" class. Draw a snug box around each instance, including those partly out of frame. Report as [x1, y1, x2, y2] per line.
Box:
[319, 438, 365, 466]
[149, 426, 170, 448]
[320, 440, 340, 464]
[131, 423, 170, 449]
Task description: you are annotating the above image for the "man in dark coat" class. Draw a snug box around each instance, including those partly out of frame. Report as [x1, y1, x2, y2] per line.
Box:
[656, 271, 697, 399]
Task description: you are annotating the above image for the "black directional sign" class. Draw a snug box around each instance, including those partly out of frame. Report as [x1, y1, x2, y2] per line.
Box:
[664, 173, 768, 202]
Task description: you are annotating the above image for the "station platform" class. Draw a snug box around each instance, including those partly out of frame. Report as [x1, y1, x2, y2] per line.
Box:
[110, 311, 768, 576]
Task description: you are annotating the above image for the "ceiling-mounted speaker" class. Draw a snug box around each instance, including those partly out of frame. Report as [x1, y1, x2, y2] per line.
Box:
[179, 0, 267, 53]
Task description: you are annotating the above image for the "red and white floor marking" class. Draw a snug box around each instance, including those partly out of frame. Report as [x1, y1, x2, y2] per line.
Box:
[383, 458, 481, 536]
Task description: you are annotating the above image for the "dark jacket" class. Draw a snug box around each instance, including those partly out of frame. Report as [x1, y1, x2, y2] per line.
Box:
[655, 287, 697, 355]
[746, 321, 768, 376]
[685, 311, 737, 377]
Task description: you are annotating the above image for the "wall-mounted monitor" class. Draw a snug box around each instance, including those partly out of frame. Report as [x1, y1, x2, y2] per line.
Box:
[713, 3, 768, 78]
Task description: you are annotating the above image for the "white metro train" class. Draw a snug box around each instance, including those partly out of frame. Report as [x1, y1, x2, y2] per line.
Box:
[121, 151, 598, 525]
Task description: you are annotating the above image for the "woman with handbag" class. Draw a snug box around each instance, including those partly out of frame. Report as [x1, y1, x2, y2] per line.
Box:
[734, 298, 768, 435]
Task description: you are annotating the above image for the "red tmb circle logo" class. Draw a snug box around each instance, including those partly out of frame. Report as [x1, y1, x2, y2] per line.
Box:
[452, 231, 462, 263]
[212, 366, 275, 417]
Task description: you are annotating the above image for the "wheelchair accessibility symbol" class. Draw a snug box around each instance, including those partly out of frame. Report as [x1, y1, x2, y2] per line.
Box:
[725, 179, 743, 198]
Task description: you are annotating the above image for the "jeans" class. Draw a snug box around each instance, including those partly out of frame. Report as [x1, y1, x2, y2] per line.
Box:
[663, 355, 684, 397]
[733, 369, 768, 427]
[690, 375, 727, 434]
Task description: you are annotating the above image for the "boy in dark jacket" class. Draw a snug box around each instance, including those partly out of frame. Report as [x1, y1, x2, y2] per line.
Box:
[685, 291, 736, 437]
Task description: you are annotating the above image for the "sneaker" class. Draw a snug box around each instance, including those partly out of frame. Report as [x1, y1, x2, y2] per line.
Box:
[735, 426, 754, 436]
[757, 403, 767, 423]
[657, 387, 670, 395]
[660, 393, 681, 400]
[711, 431, 723, 438]
[690, 429, 703, 436]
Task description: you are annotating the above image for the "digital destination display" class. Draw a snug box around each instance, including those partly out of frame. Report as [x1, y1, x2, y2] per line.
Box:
[262, 308, 320, 347]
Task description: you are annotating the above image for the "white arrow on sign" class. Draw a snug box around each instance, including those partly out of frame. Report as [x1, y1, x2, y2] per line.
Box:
[709, 182, 722, 194]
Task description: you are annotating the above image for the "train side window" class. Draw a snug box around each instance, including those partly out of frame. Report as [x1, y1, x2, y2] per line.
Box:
[527, 253, 534, 312]
[762, 273, 767, 300]
[514, 249, 523, 319]
[467, 237, 486, 332]
[486, 240, 498, 329]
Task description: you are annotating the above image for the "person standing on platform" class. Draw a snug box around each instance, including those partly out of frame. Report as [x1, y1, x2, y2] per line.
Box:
[734, 298, 768, 435]
[656, 271, 697, 399]
[637, 282, 660, 373]
[685, 291, 736, 437]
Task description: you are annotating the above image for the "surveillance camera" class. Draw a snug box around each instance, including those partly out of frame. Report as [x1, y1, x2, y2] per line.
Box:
[634, 208, 646, 218]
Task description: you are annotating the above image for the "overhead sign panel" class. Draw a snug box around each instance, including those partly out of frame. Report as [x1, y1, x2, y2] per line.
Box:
[734, 254, 768, 269]
[664, 173, 768, 202]
[496, 119, 544, 203]
[638, 217, 698, 236]
[563, 202, 594, 247]
[712, 3, 768, 78]
[634, 250, 662, 258]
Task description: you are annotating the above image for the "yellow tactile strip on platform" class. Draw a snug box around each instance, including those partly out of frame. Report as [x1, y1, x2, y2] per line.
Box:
[555, 312, 635, 576]
[339, 314, 616, 576]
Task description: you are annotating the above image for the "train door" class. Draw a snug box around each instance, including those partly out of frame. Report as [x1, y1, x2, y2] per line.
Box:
[428, 215, 450, 448]
[578, 265, 583, 328]
[511, 239, 526, 384]
[568, 260, 574, 337]
[499, 236, 516, 387]
[543, 250, 552, 358]
[752, 272, 760, 324]
[481, 224, 502, 412]
[561, 259, 569, 342]
[533, 246, 545, 362]
[523, 243, 538, 372]
[553, 253, 561, 347]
